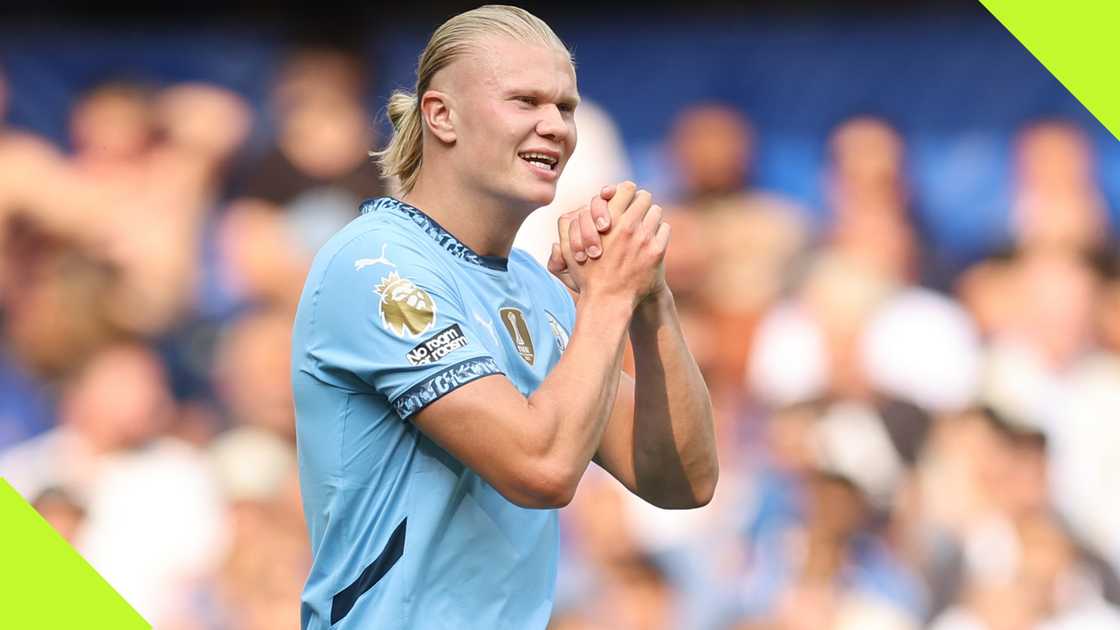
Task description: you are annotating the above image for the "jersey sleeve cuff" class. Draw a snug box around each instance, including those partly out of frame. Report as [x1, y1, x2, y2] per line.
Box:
[390, 356, 504, 420]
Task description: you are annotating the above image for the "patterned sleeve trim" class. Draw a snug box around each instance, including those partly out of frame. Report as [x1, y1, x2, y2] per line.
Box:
[390, 357, 503, 420]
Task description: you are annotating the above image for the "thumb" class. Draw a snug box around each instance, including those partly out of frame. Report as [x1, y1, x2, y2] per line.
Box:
[547, 242, 568, 275]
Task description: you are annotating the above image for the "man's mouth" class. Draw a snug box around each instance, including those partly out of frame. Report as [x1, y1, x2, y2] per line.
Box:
[518, 151, 559, 172]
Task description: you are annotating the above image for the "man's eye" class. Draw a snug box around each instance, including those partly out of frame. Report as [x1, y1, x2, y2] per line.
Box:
[515, 96, 537, 106]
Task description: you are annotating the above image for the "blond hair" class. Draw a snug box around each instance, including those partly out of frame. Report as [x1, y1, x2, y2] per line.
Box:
[373, 5, 571, 194]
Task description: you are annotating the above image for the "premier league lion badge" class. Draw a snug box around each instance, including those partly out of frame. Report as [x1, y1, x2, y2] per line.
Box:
[375, 272, 437, 337]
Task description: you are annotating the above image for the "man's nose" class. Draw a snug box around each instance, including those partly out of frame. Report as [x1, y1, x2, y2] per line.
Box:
[535, 105, 568, 141]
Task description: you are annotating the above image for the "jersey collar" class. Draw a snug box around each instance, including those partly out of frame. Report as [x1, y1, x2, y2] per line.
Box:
[360, 197, 509, 272]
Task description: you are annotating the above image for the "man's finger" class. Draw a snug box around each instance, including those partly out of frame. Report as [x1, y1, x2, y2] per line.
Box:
[600, 184, 617, 201]
[569, 213, 587, 263]
[608, 181, 637, 220]
[621, 189, 654, 229]
[653, 221, 672, 253]
[579, 210, 603, 259]
[590, 194, 613, 232]
[557, 209, 581, 269]
[641, 204, 663, 237]
[557, 209, 579, 250]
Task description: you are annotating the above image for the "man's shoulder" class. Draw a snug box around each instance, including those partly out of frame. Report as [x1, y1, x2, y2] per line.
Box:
[312, 206, 438, 279]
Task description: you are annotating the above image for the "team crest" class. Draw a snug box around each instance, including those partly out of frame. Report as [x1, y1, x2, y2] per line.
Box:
[545, 311, 570, 353]
[375, 272, 437, 337]
[499, 307, 535, 365]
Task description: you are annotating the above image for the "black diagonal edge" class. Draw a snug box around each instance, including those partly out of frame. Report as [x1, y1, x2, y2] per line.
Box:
[330, 518, 407, 625]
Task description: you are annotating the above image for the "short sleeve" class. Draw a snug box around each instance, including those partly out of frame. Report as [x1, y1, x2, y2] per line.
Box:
[306, 233, 503, 420]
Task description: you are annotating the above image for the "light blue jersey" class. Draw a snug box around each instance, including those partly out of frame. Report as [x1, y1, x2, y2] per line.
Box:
[292, 197, 577, 630]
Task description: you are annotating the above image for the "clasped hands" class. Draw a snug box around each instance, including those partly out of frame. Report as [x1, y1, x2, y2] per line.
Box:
[547, 181, 670, 307]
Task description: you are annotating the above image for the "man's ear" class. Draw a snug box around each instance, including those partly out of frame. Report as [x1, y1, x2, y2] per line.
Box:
[420, 90, 456, 144]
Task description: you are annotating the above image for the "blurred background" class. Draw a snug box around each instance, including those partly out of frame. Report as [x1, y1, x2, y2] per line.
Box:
[2, 1, 1119, 629]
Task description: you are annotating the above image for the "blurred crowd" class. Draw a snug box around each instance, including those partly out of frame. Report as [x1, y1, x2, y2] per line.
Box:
[2, 42, 1120, 630]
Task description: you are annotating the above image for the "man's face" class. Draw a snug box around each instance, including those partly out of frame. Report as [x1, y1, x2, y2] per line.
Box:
[442, 37, 579, 210]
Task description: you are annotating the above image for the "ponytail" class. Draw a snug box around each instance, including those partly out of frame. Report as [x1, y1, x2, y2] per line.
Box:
[374, 90, 424, 194]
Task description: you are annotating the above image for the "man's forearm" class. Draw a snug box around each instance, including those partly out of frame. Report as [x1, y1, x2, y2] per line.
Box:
[524, 292, 631, 491]
[629, 288, 719, 507]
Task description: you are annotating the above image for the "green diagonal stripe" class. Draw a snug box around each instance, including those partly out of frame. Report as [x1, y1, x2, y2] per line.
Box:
[0, 479, 150, 629]
[980, 0, 1120, 141]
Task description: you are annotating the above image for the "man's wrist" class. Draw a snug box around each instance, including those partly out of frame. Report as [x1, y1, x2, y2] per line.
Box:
[577, 289, 638, 331]
[632, 284, 675, 329]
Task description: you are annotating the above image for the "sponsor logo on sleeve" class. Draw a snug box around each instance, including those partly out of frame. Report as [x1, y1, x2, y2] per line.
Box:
[375, 271, 437, 337]
[406, 324, 471, 366]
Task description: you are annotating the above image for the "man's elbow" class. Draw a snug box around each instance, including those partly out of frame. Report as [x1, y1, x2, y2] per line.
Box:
[499, 462, 581, 509]
[650, 462, 719, 509]
[693, 458, 720, 506]
[690, 465, 718, 508]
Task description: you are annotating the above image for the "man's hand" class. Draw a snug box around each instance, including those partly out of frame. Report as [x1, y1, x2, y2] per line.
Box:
[552, 182, 670, 308]
[547, 185, 616, 292]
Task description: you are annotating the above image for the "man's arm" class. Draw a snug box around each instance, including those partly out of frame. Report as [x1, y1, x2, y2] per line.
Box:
[412, 293, 630, 509]
[593, 288, 719, 509]
[411, 183, 668, 509]
[551, 186, 718, 509]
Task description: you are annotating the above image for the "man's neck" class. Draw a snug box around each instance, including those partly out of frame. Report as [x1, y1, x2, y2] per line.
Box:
[403, 172, 529, 259]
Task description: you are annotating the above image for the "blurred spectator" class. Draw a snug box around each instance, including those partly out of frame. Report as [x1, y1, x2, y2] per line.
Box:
[823, 115, 953, 289]
[598, 554, 680, 630]
[211, 308, 295, 440]
[861, 287, 982, 414]
[913, 408, 1120, 621]
[169, 467, 307, 630]
[558, 468, 643, 612]
[749, 252, 893, 407]
[0, 65, 84, 445]
[209, 308, 298, 510]
[824, 117, 914, 280]
[17, 79, 255, 338]
[155, 82, 253, 181]
[980, 247, 1101, 428]
[70, 80, 154, 167]
[0, 343, 227, 624]
[671, 104, 755, 205]
[0, 212, 122, 379]
[1046, 255, 1120, 573]
[732, 400, 930, 627]
[929, 511, 1120, 630]
[955, 250, 1018, 340]
[664, 104, 809, 394]
[215, 197, 314, 311]
[1010, 120, 1111, 255]
[243, 46, 384, 252]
